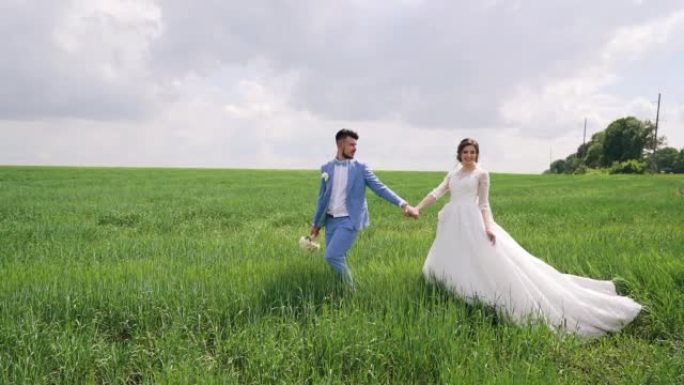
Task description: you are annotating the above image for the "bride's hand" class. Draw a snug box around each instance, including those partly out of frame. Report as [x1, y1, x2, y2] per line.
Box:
[403, 205, 419, 219]
[485, 228, 496, 245]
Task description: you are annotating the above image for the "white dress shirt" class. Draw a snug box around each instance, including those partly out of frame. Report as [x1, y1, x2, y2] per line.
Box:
[327, 162, 350, 217]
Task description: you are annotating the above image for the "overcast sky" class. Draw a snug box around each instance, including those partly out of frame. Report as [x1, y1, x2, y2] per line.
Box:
[1, 0, 683, 173]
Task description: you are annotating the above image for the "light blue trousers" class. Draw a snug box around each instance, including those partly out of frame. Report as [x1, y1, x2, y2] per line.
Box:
[324, 216, 358, 283]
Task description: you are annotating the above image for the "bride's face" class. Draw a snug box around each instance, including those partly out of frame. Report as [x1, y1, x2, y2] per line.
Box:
[459, 145, 478, 167]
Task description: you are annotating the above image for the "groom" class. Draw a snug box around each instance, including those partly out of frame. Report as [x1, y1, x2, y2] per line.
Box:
[310, 129, 418, 284]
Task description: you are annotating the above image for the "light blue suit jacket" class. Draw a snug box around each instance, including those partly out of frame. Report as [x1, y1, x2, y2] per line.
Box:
[312, 159, 406, 231]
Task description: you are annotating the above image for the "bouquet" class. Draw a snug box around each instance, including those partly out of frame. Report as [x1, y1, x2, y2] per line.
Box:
[298, 235, 321, 252]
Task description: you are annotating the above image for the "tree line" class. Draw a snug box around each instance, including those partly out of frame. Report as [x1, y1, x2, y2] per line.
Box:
[545, 116, 684, 174]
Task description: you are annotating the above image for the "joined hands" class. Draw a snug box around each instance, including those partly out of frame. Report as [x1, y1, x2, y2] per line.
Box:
[402, 204, 420, 219]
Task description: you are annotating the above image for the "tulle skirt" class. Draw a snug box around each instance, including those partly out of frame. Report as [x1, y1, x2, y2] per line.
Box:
[422, 201, 642, 337]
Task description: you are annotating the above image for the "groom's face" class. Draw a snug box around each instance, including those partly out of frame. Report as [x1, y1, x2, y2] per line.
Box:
[338, 137, 357, 159]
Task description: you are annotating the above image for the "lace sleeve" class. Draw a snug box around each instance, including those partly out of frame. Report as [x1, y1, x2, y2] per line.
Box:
[429, 172, 451, 200]
[478, 170, 494, 228]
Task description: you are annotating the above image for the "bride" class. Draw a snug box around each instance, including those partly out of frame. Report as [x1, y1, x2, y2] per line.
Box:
[414, 138, 642, 337]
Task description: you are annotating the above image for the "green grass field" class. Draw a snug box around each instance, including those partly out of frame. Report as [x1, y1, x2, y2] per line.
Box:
[1, 166, 683, 384]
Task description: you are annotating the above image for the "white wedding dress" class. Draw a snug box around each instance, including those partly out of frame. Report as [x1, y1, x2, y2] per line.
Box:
[422, 167, 641, 337]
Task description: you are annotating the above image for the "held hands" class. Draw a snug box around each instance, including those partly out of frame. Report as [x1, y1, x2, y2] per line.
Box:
[402, 204, 420, 219]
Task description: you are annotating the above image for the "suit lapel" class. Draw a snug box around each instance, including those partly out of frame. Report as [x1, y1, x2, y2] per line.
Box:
[325, 162, 335, 190]
[345, 160, 355, 196]
[325, 162, 334, 198]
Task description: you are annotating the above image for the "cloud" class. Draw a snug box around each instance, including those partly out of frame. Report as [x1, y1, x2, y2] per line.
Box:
[0, 0, 161, 120]
[1, 1, 684, 173]
[143, 1, 684, 131]
[500, 9, 684, 141]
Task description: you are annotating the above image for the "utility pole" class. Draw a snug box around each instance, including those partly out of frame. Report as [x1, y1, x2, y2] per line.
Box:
[653, 93, 661, 173]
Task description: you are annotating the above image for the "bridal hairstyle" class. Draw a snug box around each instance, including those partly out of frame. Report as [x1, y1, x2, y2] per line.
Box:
[335, 128, 359, 143]
[457, 138, 480, 162]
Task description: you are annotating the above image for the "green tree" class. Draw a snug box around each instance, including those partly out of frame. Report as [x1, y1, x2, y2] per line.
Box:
[601, 117, 653, 166]
[672, 149, 684, 173]
[653, 147, 680, 172]
[584, 140, 604, 168]
[609, 159, 646, 174]
[571, 131, 605, 169]
[549, 159, 567, 174]
[565, 154, 581, 174]
[642, 119, 668, 155]
[541, 116, 674, 175]
[576, 142, 588, 159]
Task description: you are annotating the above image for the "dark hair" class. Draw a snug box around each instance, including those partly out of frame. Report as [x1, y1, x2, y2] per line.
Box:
[335, 128, 359, 142]
[457, 138, 479, 162]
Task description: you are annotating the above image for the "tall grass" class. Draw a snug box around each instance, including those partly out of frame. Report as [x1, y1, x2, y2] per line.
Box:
[0, 166, 682, 384]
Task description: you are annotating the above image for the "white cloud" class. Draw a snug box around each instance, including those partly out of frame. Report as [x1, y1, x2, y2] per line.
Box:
[0, 0, 161, 120]
[603, 10, 684, 64]
[500, 9, 684, 150]
[1, 1, 684, 173]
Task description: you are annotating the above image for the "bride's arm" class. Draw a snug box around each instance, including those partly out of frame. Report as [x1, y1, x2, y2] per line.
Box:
[478, 171, 496, 244]
[415, 195, 436, 212]
[416, 172, 450, 212]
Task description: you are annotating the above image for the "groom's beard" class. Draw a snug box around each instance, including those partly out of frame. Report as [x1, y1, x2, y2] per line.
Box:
[342, 151, 354, 159]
